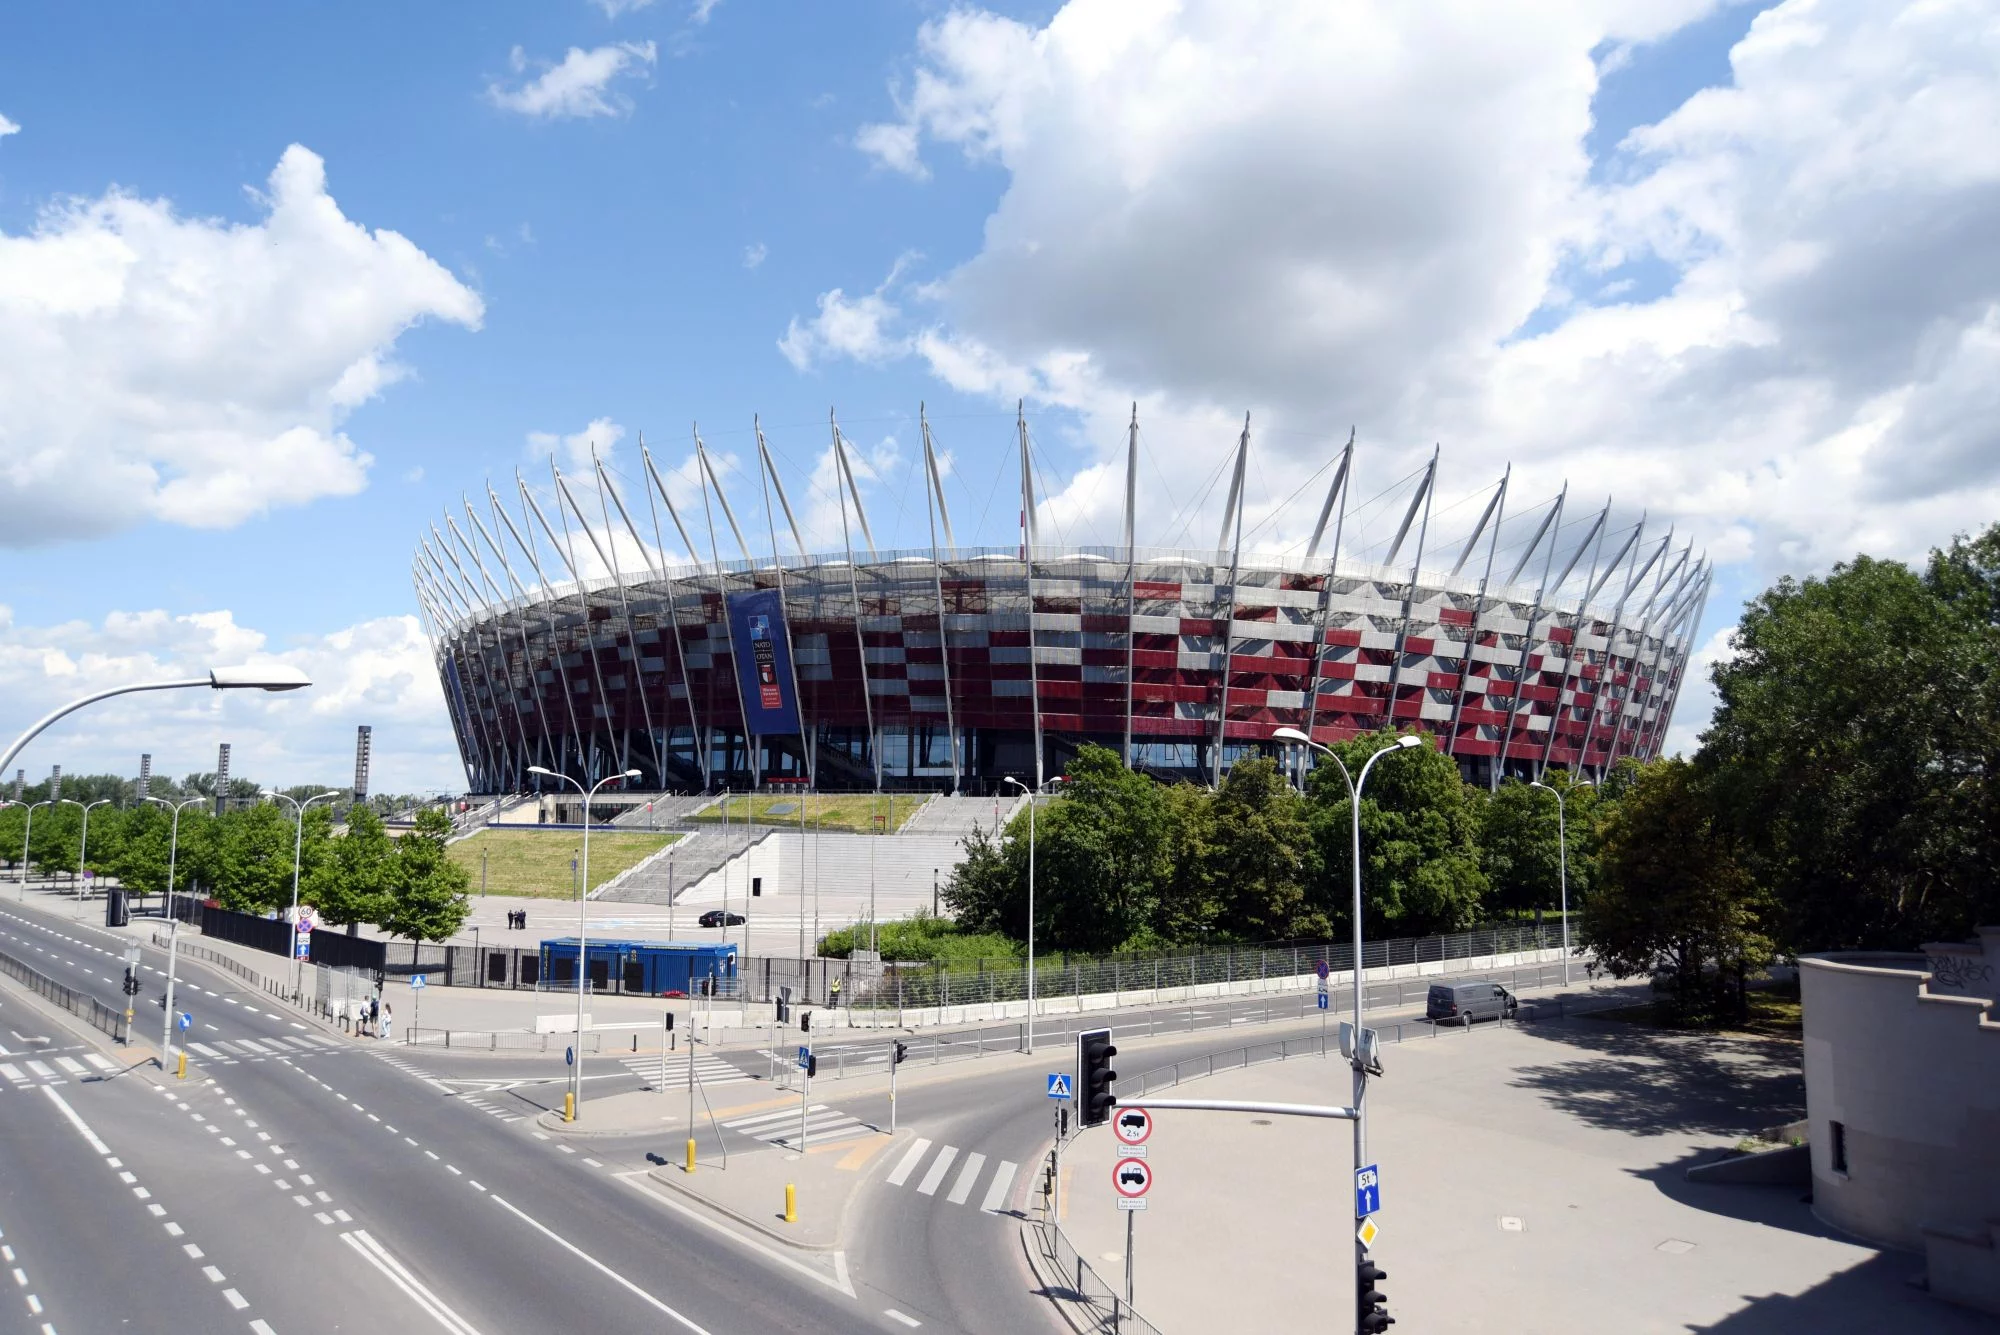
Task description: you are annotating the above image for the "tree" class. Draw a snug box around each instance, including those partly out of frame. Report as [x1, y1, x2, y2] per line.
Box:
[1025, 745, 1172, 952]
[309, 805, 397, 928]
[1202, 757, 1325, 940]
[1700, 546, 1997, 950]
[1150, 782, 1223, 945]
[1479, 774, 1600, 917]
[939, 822, 1018, 938]
[108, 805, 173, 896]
[1307, 729, 1487, 938]
[379, 807, 471, 942]
[1581, 758, 1772, 1025]
[204, 805, 303, 914]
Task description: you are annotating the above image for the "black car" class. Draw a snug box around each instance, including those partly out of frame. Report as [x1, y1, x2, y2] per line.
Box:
[697, 910, 746, 928]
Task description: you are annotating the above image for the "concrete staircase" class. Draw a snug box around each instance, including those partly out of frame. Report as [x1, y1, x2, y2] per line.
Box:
[591, 826, 774, 905]
[899, 793, 1024, 839]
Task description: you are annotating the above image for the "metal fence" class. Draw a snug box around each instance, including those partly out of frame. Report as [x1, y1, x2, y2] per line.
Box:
[1027, 1213, 1164, 1335]
[0, 944, 127, 1043]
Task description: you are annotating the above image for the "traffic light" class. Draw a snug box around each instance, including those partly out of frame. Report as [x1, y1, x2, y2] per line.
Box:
[805, 1052, 819, 1078]
[1357, 1254, 1393, 1332]
[892, 1040, 908, 1066]
[122, 968, 140, 997]
[800, 1011, 811, 1033]
[1077, 1027, 1117, 1128]
[663, 1012, 675, 1032]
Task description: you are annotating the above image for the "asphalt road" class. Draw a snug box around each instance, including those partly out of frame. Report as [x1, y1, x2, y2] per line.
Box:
[0, 888, 1591, 1335]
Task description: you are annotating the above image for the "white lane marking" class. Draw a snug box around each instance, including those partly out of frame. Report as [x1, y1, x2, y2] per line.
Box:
[490, 1195, 712, 1331]
[251, 1322, 278, 1335]
[885, 1310, 922, 1328]
[25, 1061, 54, 1079]
[53, 1057, 85, 1075]
[981, 1160, 1019, 1214]
[202, 1264, 226, 1283]
[81, 1054, 114, 1071]
[223, 1287, 249, 1309]
[340, 1230, 482, 1335]
[945, 1152, 986, 1206]
[40, 1085, 110, 1154]
[885, 1138, 931, 1187]
[915, 1146, 958, 1197]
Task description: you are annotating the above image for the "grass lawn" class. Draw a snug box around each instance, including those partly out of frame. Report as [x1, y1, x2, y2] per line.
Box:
[687, 793, 925, 834]
[1593, 984, 1803, 1039]
[446, 829, 679, 899]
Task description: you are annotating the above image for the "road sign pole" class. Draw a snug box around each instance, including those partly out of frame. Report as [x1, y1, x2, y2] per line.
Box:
[1125, 1205, 1136, 1309]
[889, 1042, 898, 1136]
[800, 1032, 812, 1152]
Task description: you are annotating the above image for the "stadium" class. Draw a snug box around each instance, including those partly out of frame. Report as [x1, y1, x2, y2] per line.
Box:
[414, 417, 1709, 795]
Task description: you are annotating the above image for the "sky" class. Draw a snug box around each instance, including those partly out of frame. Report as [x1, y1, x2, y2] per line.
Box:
[1, 0, 1995, 795]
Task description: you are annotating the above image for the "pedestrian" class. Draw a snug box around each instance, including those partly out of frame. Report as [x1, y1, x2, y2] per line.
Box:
[829, 976, 842, 1009]
[381, 1001, 394, 1043]
[367, 994, 379, 1038]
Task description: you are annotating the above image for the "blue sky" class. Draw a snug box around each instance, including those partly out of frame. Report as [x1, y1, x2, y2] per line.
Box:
[3, 0, 1994, 791]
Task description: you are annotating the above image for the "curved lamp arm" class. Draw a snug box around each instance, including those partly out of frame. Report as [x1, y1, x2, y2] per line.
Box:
[0, 667, 311, 779]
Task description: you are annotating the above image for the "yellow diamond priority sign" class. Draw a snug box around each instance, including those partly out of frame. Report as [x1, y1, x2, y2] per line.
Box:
[1357, 1218, 1379, 1247]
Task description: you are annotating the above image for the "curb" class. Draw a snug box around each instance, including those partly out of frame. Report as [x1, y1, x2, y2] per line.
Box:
[529, 1108, 691, 1140]
[642, 1166, 842, 1253]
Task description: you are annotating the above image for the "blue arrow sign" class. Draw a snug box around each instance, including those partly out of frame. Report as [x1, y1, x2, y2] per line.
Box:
[1317, 992, 1330, 1010]
[565, 1045, 574, 1067]
[1047, 1073, 1073, 1099]
[178, 1012, 192, 1032]
[1355, 1164, 1381, 1217]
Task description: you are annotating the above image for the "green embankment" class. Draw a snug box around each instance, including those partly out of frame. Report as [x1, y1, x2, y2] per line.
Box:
[445, 828, 679, 899]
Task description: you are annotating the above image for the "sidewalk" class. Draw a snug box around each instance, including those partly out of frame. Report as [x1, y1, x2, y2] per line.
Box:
[1049, 1018, 1988, 1335]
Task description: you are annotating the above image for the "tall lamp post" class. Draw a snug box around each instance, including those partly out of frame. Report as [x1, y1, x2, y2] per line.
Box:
[529, 765, 641, 1122]
[1529, 777, 1593, 987]
[17, 799, 51, 900]
[59, 797, 112, 910]
[1274, 725, 1420, 1335]
[262, 788, 344, 1000]
[999, 774, 1065, 1055]
[146, 795, 206, 1064]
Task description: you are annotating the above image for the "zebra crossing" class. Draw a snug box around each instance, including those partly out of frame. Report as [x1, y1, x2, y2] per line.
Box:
[883, 1137, 1021, 1215]
[0, 1051, 120, 1088]
[721, 1102, 873, 1149]
[622, 1052, 756, 1090]
[183, 1033, 345, 1065]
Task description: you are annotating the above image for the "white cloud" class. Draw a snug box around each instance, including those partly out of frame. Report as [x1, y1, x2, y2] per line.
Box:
[488, 42, 658, 120]
[0, 113, 19, 139]
[526, 416, 626, 476]
[691, 0, 722, 24]
[0, 605, 463, 793]
[813, 0, 2000, 586]
[742, 241, 767, 270]
[0, 145, 481, 547]
[593, 0, 657, 15]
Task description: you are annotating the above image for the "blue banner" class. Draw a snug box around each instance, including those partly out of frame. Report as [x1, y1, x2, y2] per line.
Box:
[726, 588, 802, 735]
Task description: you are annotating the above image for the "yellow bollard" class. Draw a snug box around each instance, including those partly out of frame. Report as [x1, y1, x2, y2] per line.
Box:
[563, 1091, 575, 1123]
[784, 1183, 797, 1224]
[685, 1138, 697, 1174]
[176, 1051, 187, 1080]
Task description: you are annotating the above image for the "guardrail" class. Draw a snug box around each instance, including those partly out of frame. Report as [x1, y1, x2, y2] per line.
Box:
[0, 944, 127, 1044]
[1027, 1211, 1164, 1335]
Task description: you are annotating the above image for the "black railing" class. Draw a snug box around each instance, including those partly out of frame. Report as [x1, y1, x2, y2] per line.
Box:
[0, 945, 126, 1043]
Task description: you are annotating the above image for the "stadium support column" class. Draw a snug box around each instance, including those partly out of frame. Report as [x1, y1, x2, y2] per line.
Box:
[757, 421, 818, 788]
[469, 498, 562, 777]
[547, 465, 622, 781]
[921, 407, 963, 793]
[448, 512, 530, 784]
[1302, 431, 1355, 750]
[1607, 547, 1696, 771]
[412, 559, 478, 785]
[428, 529, 505, 788]
[523, 469, 613, 782]
[501, 479, 591, 782]
[696, 430, 757, 787]
[555, 467, 638, 778]
[1386, 449, 1439, 744]
[1600, 541, 1688, 771]
[1574, 529, 1668, 778]
[1018, 403, 1044, 788]
[1536, 503, 1621, 778]
[640, 445, 714, 785]
[1443, 469, 1510, 779]
[1122, 405, 1139, 770]
[832, 414, 883, 790]
[1484, 486, 1563, 788]
[592, 452, 667, 786]
[1210, 414, 1250, 788]
[1631, 566, 1710, 761]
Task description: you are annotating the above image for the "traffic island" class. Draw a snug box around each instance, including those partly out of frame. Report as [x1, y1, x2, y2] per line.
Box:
[642, 1125, 903, 1252]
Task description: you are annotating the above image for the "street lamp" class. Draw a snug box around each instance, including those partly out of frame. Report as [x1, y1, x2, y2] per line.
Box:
[1273, 724, 1419, 1334]
[0, 666, 311, 780]
[59, 797, 112, 910]
[262, 788, 344, 1000]
[529, 765, 641, 1122]
[146, 795, 207, 1064]
[1000, 774, 1066, 1055]
[1529, 777, 1594, 987]
[16, 800, 51, 900]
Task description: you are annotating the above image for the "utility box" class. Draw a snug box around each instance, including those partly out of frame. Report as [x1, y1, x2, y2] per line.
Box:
[538, 939, 738, 997]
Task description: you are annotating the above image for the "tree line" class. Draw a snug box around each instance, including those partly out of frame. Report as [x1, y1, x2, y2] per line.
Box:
[0, 797, 471, 944]
[945, 521, 2000, 1028]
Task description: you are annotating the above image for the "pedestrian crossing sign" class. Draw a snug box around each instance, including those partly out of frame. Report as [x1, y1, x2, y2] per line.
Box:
[1047, 1073, 1072, 1100]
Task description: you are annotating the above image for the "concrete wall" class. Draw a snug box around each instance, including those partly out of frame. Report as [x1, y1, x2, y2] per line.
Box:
[1799, 948, 2000, 1259]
